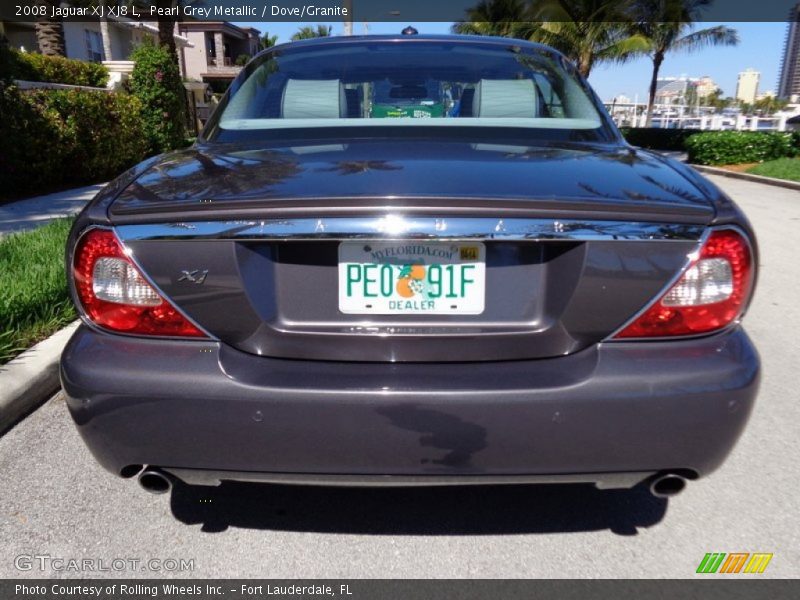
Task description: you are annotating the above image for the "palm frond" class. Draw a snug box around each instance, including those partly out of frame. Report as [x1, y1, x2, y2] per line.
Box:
[595, 33, 652, 62]
[671, 25, 739, 53]
[452, 0, 537, 39]
[531, 13, 646, 77]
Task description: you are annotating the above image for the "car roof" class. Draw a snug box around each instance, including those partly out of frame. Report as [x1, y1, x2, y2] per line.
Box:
[261, 33, 560, 58]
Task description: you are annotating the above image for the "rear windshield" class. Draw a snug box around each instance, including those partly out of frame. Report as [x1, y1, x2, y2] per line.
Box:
[207, 40, 611, 142]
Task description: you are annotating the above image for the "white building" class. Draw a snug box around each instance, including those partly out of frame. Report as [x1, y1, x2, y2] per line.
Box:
[1, 16, 260, 86]
[693, 76, 718, 100]
[178, 22, 261, 86]
[655, 77, 690, 102]
[736, 69, 760, 104]
[0, 18, 192, 65]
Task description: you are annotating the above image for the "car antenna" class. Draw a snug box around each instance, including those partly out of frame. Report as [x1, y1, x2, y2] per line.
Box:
[401, 26, 418, 35]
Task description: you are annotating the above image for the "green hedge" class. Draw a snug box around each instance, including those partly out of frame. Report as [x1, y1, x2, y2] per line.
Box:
[1, 47, 108, 87]
[621, 127, 800, 165]
[685, 131, 799, 166]
[129, 39, 186, 154]
[0, 85, 148, 196]
[619, 127, 699, 152]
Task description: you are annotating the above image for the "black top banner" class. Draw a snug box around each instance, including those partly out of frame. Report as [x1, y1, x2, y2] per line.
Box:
[1, 0, 799, 23]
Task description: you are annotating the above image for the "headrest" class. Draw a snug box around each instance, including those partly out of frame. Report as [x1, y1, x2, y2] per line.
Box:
[474, 79, 537, 118]
[282, 79, 346, 119]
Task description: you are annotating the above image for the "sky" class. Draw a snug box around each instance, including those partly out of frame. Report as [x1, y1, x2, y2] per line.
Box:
[233, 21, 789, 102]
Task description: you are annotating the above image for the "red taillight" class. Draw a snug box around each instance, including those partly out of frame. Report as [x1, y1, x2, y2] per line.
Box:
[73, 229, 206, 338]
[613, 229, 754, 339]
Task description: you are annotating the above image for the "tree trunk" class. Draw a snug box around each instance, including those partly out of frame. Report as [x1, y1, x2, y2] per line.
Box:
[645, 53, 664, 128]
[34, 1, 65, 57]
[156, 0, 178, 66]
[577, 50, 593, 79]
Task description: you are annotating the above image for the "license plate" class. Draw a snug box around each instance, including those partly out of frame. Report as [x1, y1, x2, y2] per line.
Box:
[338, 241, 486, 315]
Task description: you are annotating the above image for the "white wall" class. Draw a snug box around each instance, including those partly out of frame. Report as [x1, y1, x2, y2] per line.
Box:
[182, 30, 209, 81]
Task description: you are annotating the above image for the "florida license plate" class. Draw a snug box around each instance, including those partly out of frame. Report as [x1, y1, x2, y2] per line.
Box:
[338, 241, 486, 315]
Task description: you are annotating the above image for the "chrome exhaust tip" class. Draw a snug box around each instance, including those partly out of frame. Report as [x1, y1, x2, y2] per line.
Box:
[138, 468, 173, 495]
[649, 473, 687, 498]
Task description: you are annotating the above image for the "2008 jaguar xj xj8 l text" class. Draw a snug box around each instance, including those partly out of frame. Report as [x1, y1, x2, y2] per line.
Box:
[61, 35, 759, 498]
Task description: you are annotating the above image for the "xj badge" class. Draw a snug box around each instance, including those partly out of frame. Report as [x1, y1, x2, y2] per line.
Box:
[178, 269, 208, 284]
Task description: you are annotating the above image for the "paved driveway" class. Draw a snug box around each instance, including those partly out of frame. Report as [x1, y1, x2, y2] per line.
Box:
[0, 184, 101, 237]
[0, 174, 798, 579]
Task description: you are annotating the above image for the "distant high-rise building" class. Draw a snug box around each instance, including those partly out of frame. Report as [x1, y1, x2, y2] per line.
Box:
[778, 3, 800, 101]
[736, 69, 760, 104]
[693, 76, 718, 100]
[656, 76, 719, 104]
[655, 77, 690, 102]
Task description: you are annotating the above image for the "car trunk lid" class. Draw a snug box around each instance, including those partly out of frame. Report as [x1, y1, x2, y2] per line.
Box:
[111, 140, 711, 362]
[109, 140, 714, 224]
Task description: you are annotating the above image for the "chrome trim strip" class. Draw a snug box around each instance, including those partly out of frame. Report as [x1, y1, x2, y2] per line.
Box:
[115, 217, 704, 243]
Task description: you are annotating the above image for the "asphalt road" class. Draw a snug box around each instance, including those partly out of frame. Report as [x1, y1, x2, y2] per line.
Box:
[1, 174, 798, 579]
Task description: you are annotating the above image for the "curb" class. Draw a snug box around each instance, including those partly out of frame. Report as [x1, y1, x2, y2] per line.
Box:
[0, 321, 80, 434]
[691, 164, 800, 191]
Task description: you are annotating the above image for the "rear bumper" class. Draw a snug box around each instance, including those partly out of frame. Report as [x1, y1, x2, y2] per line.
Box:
[60, 325, 759, 487]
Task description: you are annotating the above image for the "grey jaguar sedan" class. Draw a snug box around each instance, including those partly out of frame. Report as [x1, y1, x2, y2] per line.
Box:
[61, 34, 759, 499]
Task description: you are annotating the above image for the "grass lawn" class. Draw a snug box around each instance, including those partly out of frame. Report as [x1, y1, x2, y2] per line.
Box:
[0, 219, 76, 364]
[746, 158, 800, 182]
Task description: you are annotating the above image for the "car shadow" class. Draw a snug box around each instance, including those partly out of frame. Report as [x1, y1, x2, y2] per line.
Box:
[169, 480, 667, 536]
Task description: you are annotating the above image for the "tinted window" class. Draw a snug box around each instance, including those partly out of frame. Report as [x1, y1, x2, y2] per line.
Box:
[208, 40, 611, 142]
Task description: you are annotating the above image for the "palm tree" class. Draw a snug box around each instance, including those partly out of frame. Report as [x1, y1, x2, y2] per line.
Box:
[451, 0, 537, 39]
[33, 1, 65, 56]
[529, 1, 649, 78]
[453, 0, 647, 79]
[703, 88, 732, 114]
[291, 25, 333, 41]
[260, 32, 279, 50]
[156, 0, 178, 64]
[753, 95, 788, 116]
[632, 0, 738, 126]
